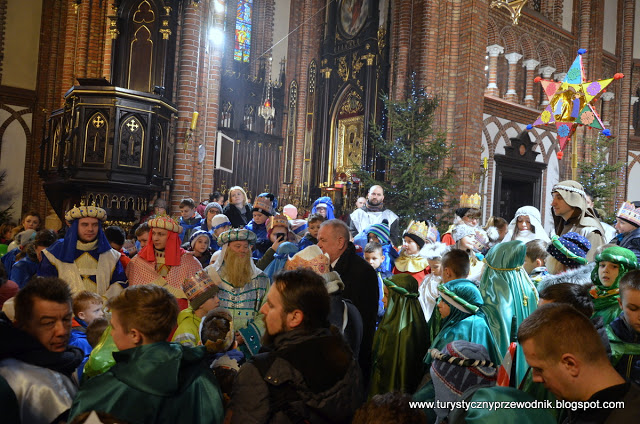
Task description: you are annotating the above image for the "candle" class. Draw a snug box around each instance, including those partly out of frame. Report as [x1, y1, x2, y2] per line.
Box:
[190, 112, 199, 130]
[483, 157, 488, 170]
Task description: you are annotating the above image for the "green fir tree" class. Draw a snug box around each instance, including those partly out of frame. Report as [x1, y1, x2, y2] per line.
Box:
[357, 76, 457, 230]
[577, 135, 624, 224]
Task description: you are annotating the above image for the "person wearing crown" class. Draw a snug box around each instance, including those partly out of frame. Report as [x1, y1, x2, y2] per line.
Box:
[612, 201, 640, 262]
[38, 203, 127, 298]
[245, 193, 276, 261]
[205, 228, 271, 358]
[441, 193, 482, 246]
[126, 215, 203, 310]
[551, 180, 606, 261]
[349, 185, 400, 245]
[392, 221, 434, 284]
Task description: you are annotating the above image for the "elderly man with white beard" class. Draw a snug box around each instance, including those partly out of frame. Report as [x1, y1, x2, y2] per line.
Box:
[205, 228, 271, 358]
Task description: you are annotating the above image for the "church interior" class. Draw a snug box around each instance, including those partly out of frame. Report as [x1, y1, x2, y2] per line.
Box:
[0, 0, 639, 230]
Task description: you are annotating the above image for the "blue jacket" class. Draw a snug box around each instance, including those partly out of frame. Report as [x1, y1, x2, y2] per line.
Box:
[70, 318, 93, 380]
[9, 256, 39, 289]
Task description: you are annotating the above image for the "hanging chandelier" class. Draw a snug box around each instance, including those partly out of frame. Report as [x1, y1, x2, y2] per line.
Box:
[490, 0, 528, 25]
[259, 81, 275, 120]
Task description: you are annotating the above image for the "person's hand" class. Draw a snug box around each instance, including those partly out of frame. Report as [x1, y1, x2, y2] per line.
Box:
[271, 237, 283, 252]
[235, 331, 245, 345]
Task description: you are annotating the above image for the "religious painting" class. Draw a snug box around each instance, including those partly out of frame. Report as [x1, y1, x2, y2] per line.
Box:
[336, 116, 364, 175]
[339, 0, 369, 38]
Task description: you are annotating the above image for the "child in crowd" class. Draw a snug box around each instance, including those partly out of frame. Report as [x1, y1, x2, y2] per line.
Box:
[451, 224, 487, 282]
[134, 222, 150, 253]
[70, 291, 105, 379]
[607, 269, 640, 385]
[86, 317, 109, 348]
[590, 245, 638, 326]
[0, 223, 13, 245]
[612, 201, 640, 262]
[209, 214, 232, 252]
[9, 210, 42, 241]
[104, 225, 130, 269]
[178, 198, 203, 244]
[283, 204, 308, 237]
[298, 213, 324, 250]
[311, 196, 335, 219]
[364, 242, 387, 321]
[188, 230, 214, 268]
[369, 273, 429, 397]
[418, 242, 448, 324]
[222, 186, 253, 228]
[393, 220, 431, 283]
[245, 194, 275, 260]
[546, 232, 591, 275]
[173, 270, 221, 347]
[524, 239, 549, 285]
[10, 229, 57, 288]
[355, 220, 398, 274]
[69, 285, 225, 423]
[200, 308, 245, 406]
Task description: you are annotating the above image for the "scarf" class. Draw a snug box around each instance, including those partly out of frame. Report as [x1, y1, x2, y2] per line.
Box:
[366, 200, 384, 212]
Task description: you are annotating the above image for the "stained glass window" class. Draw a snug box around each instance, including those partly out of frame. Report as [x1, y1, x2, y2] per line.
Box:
[234, 0, 252, 62]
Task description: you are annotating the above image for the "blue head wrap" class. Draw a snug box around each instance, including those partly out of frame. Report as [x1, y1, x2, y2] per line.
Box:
[264, 242, 299, 280]
[60, 219, 113, 263]
[311, 196, 335, 219]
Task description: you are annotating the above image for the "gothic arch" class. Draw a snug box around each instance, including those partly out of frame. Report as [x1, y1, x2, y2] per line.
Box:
[488, 18, 498, 46]
[537, 41, 552, 67]
[519, 34, 536, 60]
[500, 26, 518, 53]
[0, 104, 32, 152]
[552, 49, 567, 73]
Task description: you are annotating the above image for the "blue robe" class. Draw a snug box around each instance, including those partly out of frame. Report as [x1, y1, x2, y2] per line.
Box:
[245, 220, 268, 260]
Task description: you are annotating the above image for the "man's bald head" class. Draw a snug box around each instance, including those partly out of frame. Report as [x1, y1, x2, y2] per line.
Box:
[368, 185, 384, 206]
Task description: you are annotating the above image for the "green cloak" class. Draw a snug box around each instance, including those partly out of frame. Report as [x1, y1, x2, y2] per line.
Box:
[70, 342, 224, 424]
[369, 274, 429, 397]
[479, 240, 538, 385]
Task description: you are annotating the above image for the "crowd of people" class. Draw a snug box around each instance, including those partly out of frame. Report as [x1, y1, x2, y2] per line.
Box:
[1, 180, 640, 423]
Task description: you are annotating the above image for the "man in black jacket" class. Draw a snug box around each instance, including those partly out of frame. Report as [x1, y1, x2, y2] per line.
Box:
[317, 219, 379, 386]
[0, 277, 84, 424]
[228, 269, 364, 423]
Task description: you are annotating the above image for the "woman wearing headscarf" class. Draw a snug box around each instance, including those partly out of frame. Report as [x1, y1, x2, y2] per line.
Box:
[502, 206, 550, 243]
[369, 273, 429, 398]
[479, 240, 538, 386]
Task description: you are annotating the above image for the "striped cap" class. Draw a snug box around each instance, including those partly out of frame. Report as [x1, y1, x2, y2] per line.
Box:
[367, 221, 391, 245]
[65, 204, 107, 223]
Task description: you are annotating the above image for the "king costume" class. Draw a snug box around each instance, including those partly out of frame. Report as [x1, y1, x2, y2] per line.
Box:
[38, 204, 126, 298]
[126, 215, 203, 309]
[204, 229, 271, 358]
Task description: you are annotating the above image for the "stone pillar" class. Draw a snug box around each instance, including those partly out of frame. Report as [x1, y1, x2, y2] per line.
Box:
[554, 72, 567, 82]
[504, 52, 522, 102]
[600, 92, 615, 127]
[522, 59, 539, 107]
[538, 66, 556, 106]
[485, 44, 504, 96]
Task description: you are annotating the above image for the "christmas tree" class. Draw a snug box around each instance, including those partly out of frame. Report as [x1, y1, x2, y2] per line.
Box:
[357, 75, 456, 229]
[577, 135, 624, 224]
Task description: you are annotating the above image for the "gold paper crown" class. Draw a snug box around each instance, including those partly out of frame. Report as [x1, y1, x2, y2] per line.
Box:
[405, 220, 430, 243]
[267, 214, 290, 232]
[148, 215, 182, 233]
[65, 202, 107, 223]
[460, 193, 481, 209]
[617, 201, 640, 227]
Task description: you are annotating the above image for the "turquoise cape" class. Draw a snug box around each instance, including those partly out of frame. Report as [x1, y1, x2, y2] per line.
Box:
[479, 240, 538, 385]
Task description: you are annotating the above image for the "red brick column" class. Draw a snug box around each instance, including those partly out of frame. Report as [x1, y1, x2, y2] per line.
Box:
[503, 52, 522, 103]
[484, 44, 503, 96]
[171, 3, 204, 212]
[522, 59, 539, 107]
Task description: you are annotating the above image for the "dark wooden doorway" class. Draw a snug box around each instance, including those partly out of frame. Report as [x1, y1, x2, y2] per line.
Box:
[493, 132, 547, 221]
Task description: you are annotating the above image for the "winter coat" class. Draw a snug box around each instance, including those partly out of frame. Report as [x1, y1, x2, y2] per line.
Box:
[229, 327, 364, 424]
[612, 226, 640, 263]
[607, 314, 640, 386]
[9, 256, 38, 288]
[69, 342, 225, 424]
[172, 307, 202, 347]
[333, 242, 380, 384]
[223, 203, 253, 228]
[69, 318, 93, 380]
[323, 271, 363, 359]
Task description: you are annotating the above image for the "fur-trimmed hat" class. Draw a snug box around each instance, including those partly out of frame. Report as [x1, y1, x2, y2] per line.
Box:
[218, 228, 257, 246]
[182, 269, 220, 310]
[285, 245, 331, 275]
[148, 215, 182, 233]
[547, 232, 590, 268]
[200, 307, 235, 354]
[65, 204, 107, 223]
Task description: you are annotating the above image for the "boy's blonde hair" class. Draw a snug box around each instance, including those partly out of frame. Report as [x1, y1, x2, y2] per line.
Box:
[108, 285, 179, 343]
[72, 291, 103, 316]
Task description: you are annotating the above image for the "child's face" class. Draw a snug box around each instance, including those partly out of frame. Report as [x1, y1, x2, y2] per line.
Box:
[402, 236, 419, 255]
[137, 231, 149, 248]
[619, 289, 640, 333]
[269, 228, 288, 243]
[428, 259, 442, 277]
[200, 295, 221, 313]
[437, 298, 451, 318]
[615, 219, 637, 235]
[598, 261, 620, 287]
[230, 190, 245, 205]
[214, 225, 231, 237]
[180, 206, 195, 219]
[523, 256, 538, 275]
[23, 215, 40, 230]
[308, 221, 321, 238]
[79, 302, 104, 325]
[253, 212, 268, 225]
[368, 234, 380, 244]
[194, 236, 209, 254]
[364, 250, 385, 270]
[111, 311, 136, 351]
[516, 215, 531, 232]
